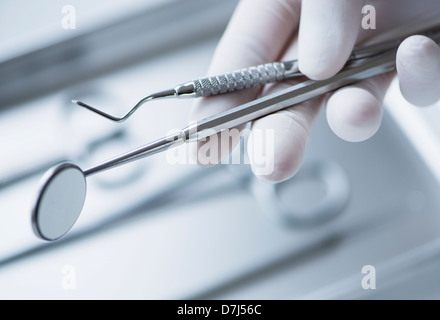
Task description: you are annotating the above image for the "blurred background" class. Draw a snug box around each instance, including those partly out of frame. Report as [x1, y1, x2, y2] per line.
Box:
[1, 0, 440, 299]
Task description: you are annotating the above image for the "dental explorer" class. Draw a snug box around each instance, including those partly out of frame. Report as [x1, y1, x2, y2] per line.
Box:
[73, 26, 440, 123]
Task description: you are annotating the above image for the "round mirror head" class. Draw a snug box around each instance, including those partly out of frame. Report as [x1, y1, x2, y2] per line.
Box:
[32, 163, 87, 241]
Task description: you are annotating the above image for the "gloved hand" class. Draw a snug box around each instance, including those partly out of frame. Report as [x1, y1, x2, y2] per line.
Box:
[190, 0, 440, 182]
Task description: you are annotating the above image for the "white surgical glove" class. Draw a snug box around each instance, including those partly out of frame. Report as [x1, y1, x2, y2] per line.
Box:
[190, 0, 440, 183]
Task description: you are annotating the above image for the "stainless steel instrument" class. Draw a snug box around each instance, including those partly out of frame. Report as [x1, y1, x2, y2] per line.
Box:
[74, 26, 440, 122]
[32, 26, 440, 241]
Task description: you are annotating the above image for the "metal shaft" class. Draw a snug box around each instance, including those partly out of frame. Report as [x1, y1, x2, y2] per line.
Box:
[186, 48, 398, 141]
[83, 131, 185, 176]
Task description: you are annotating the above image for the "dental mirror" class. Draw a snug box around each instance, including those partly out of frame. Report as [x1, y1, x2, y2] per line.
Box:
[32, 163, 87, 241]
[32, 130, 186, 241]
